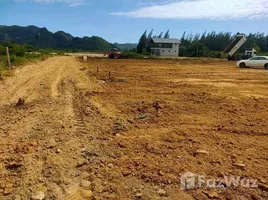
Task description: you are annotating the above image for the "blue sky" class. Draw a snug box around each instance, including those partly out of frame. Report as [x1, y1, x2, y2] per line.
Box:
[1, 0, 268, 43]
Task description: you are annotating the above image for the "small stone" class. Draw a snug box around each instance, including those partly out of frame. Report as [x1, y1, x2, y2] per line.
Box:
[81, 172, 90, 178]
[218, 172, 225, 177]
[259, 183, 268, 191]
[80, 189, 93, 198]
[135, 193, 143, 198]
[158, 189, 168, 197]
[48, 139, 57, 148]
[259, 179, 267, 184]
[6, 161, 23, 169]
[38, 177, 44, 183]
[76, 158, 87, 167]
[96, 173, 103, 178]
[80, 180, 92, 189]
[233, 163, 246, 169]
[94, 184, 104, 193]
[107, 163, 113, 168]
[31, 191, 45, 200]
[3, 187, 14, 195]
[16, 98, 25, 106]
[159, 170, 165, 176]
[106, 194, 116, 199]
[13, 195, 21, 200]
[195, 150, 209, 156]
[49, 183, 64, 199]
[231, 154, 237, 159]
[122, 169, 131, 177]
[56, 149, 62, 154]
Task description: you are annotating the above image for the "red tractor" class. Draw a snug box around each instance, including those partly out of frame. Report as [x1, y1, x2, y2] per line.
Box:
[105, 48, 122, 59]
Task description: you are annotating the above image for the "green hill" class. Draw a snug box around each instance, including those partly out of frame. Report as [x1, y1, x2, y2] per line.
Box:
[114, 43, 137, 50]
[0, 25, 116, 51]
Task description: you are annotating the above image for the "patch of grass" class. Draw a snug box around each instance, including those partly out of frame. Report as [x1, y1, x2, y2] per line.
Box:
[11, 53, 50, 66]
[122, 51, 154, 59]
[0, 53, 50, 80]
[0, 57, 11, 79]
[112, 118, 128, 135]
[0, 43, 71, 80]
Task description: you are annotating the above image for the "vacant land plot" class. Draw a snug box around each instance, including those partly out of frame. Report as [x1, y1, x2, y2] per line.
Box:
[0, 57, 267, 199]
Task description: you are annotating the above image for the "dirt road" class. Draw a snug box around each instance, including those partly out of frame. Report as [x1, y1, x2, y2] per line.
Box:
[0, 57, 267, 200]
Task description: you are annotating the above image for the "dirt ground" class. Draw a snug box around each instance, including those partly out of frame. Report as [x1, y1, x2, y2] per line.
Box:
[0, 56, 267, 200]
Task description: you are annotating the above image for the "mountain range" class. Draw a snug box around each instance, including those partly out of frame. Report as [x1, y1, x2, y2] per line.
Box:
[114, 43, 137, 50]
[0, 25, 118, 51]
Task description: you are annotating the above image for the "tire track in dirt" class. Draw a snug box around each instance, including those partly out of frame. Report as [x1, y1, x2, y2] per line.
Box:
[55, 81, 102, 200]
[73, 99, 90, 137]
[0, 56, 105, 200]
[51, 65, 65, 99]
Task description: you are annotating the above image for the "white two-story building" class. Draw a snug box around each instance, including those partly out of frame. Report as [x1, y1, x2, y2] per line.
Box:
[150, 38, 180, 57]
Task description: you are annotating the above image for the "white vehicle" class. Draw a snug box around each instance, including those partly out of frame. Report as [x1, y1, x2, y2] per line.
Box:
[236, 56, 268, 69]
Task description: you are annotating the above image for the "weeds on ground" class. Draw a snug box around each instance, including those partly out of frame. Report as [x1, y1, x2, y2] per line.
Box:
[122, 51, 154, 59]
[0, 54, 50, 80]
[0, 58, 11, 80]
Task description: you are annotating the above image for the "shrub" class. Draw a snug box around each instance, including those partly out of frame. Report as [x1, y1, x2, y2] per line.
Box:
[122, 51, 153, 59]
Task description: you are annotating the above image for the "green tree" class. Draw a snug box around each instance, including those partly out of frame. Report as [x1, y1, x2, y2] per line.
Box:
[158, 32, 163, 38]
[146, 29, 154, 53]
[251, 42, 261, 52]
[0, 45, 6, 56]
[147, 29, 154, 41]
[137, 30, 147, 53]
[164, 30, 170, 38]
[187, 42, 209, 57]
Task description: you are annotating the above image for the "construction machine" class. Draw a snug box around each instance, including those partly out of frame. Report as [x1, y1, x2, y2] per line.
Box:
[105, 48, 122, 59]
[223, 35, 257, 61]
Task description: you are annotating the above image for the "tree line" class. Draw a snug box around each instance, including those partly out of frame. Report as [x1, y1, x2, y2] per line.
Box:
[137, 30, 170, 53]
[136, 30, 268, 57]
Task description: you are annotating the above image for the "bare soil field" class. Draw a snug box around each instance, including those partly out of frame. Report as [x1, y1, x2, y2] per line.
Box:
[0, 56, 267, 200]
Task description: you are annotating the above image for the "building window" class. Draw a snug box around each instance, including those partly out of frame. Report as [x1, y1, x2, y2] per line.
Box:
[163, 50, 165, 52]
[161, 43, 172, 48]
[169, 50, 171, 52]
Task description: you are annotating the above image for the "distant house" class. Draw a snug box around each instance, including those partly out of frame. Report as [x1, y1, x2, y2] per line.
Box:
[150, 38, 180, 57]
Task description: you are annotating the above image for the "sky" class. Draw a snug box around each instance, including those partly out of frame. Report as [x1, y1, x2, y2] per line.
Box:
[1, 0, 268, 43]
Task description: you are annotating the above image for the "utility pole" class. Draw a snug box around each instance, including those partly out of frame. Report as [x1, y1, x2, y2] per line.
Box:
[6, 47, 11, 69]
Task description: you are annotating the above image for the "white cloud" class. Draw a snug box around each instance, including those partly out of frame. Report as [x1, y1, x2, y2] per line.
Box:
[111, 0, 268, 20]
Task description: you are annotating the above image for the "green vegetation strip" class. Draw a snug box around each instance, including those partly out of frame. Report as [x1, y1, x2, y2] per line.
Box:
[0, 42, 53, 79]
